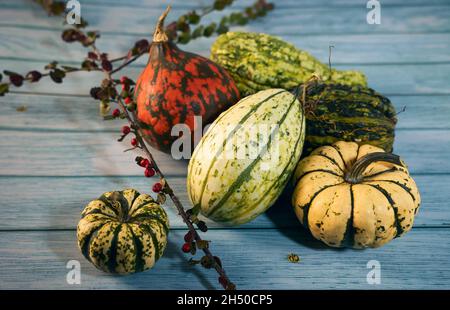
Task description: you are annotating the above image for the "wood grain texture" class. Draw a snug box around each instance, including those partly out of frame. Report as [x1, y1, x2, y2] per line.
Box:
[0, 129, 448, 176]
[0, 0, 449, 290]
[2, 57, 450, 96]
[0, 228, 449, 289]
[3, 28, 450, 64]
[4, 0, 449, 8]
[1, 94, 449, 131]
[1, 0, 449, 36]
[0, 174, 447, 230]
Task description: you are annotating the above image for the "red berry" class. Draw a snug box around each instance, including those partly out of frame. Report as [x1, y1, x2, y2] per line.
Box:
[131, 138, 138, 147]
[120, 76, 128, 84]
[152, 182, 163, 193]
[139, 158, 150, 167]
[26, 70, 42, 82]
[122, 84, 129, 91]
[112, 108, 120, 117]
[184, 231, 194, 242]
[101, 59, 112, 72]
[10, 74, 24, 87]
[124, 97, 132, 104]
[121, 125, 131, 135]
[87, 51, 98, 60]
[144, 167, 155, 177]
[182, 243, 191, 253]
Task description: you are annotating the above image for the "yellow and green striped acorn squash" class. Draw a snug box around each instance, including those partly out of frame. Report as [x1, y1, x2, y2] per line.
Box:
[188, 88, 305, 225]
[300, 81, 397, 155]
[210, 32, 367, 97]
[77, 189, 169, 274]
[292, 141, 421, 249]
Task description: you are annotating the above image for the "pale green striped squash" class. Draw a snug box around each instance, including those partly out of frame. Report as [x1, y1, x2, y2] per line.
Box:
[187, 89, 305, 225]
[211, 32, 367, 97]
[77, 189, 169, 274]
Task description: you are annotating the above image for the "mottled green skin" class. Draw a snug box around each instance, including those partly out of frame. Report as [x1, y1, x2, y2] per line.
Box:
[77, 189, 169, 274]
[210, 32, 367, 97]
[188, 89, 305, 225]
[302, 83, 397, 155]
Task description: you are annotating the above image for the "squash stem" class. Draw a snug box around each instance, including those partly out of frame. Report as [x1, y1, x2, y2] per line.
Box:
[291, 74, 321, 115]
[344, 152, 403, 183]
[153, 6, 171, 43]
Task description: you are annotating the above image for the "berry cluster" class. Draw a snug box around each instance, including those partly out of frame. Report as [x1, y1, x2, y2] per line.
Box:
[97, 75, 137, 123]
[179, 209, 234, 289]
[134, 156, 163, 194]
[119, 76, 137, 110]
[166, 0, 274, 45]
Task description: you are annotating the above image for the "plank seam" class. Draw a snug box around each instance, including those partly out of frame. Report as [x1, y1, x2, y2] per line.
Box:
[0, 171, 448, 178]
[0, 225, 449, 232]
[8, 91, 450, 98]
[3, 55, 450, 67]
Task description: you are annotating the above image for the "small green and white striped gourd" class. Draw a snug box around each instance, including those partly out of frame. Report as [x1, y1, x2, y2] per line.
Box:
[77, 189, 169, 274]
[187, 89, 305, 225]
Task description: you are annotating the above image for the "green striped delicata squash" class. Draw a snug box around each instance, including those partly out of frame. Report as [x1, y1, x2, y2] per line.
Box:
[210, 32, 367, 96]
[188, 88, 305, 225]
[77, 189, 169, 274]
[301, 81, 397, 155]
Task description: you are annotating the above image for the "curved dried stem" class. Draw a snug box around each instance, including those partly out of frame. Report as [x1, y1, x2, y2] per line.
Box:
[153, 5, 171, 43]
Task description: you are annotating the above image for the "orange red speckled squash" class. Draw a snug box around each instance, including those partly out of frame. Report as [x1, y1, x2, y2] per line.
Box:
[134, 7, 240, 153]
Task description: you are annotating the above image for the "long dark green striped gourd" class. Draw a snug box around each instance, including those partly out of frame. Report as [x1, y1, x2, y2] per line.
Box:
[187, 88, 305, 225]
[301, 82, 397, 155]
[77, 189, 169, 274]
[210, 32, 367, 97]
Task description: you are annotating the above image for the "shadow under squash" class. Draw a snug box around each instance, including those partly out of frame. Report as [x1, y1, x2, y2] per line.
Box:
[45, 202, 216, 289]
[265, 187, 348, 252]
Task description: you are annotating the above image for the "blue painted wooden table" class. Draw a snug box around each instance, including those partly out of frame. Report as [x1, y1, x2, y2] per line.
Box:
[1, 0, 450, 289]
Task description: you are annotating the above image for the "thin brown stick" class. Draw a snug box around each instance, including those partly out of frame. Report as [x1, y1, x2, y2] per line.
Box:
[110, 54, 142, 74]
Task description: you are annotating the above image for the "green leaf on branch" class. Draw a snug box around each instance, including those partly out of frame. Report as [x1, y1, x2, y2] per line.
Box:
[81, 60, 98, 71]
[197, 240, 210, 250]
[0, 83, 9, 96]
[45, 61, 58, 70]
[203, 23, 217, 37]
[3, 70, 19, 76]
[100, 101, 111, 117]
[191, 26, 204, 38]
[61, 65, 79, 72]
[178, 32, 191, 44]
[187, 11, 200, 24]
[49, 69, 65, 83]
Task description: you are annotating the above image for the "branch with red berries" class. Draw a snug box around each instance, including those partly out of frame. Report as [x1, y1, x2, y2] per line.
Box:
[105, 75, 235, 290]
[0, 0, 275, 290]
[0, 0, 274, 96]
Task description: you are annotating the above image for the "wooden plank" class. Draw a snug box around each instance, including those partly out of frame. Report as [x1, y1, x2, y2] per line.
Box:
[0, 228, 449, 289]
[1, 1, 449, 66]
[4, 0, 450, 9]
[2, 58, 450, 96]
[0, 129, 448, 176]
[0, 173, 447, 230]
[1, 94, 448, 131]
[1, 1, 449, 36]
[0, 0, 447, 291]
[2, 29, 450, 65]
[0, 129, 188, 176]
